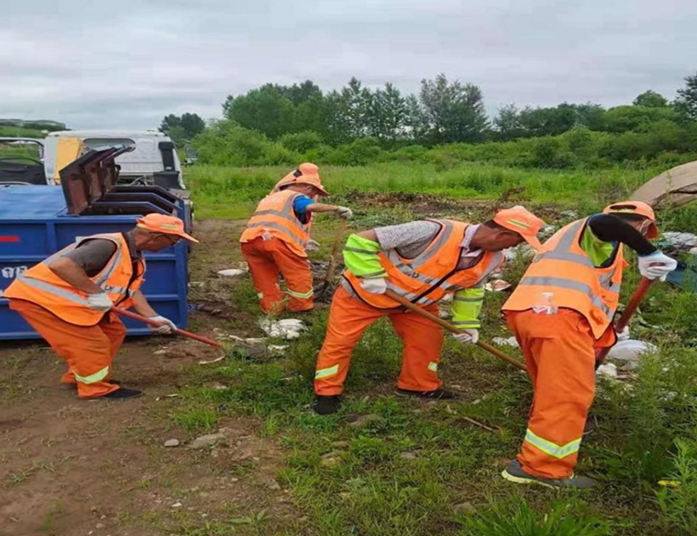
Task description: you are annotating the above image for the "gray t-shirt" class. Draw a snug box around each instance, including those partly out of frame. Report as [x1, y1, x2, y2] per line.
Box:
[61, 232, 140, 277]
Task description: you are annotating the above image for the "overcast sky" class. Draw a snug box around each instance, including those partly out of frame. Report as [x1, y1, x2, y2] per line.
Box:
[2, 0, 695, 130]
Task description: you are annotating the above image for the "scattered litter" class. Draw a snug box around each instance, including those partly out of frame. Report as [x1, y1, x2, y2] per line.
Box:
[188, 281, 205, 289]
[399, 452, 417, 460]
[661, 232, 697, 250]
[607, 340, 657, 369]
[561, 210, 578, 219]
[198, 355, 225, 365]
[189, 432, 226, 450]
[690, 247, 697, 256]
[268, 345, 288, 354]
[171, 502, 183, 508]
[502, 244, 535, 261]
[596, 363, 618, 379]
[228, 335, 267, 345]
[164, 393, 180, 398]
[484, 280, 512, 292]
[164, 439, 180, 448]
[658, 480, 681, 488]
[208, 383, 228, 391]
[267, 480, 282, 491]
[153, 349, 168, 356]
[260, 318, 307, 340]
[540, 224, 557, 238]
[217, 268, 247, 278]
[491, 336, 519, 348]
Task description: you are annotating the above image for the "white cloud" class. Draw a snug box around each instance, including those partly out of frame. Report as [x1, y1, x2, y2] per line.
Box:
[1, 0, 695, 128]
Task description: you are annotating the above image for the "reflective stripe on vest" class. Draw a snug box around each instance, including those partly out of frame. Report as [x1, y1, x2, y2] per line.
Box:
[524, 428, 582, 459]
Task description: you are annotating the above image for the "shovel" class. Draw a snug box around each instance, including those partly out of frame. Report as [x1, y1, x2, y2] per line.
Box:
[112, 308, 224, 349]
[318, 218, 348, 298]
[383, 289, 527, 372]
[595, 277, 654, 368]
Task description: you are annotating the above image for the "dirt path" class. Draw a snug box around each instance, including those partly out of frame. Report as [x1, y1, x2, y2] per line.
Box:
[0, 219, 296, 536]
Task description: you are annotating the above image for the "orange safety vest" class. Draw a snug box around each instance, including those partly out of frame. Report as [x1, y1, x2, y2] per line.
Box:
[503, 218, 625, 339]
[240, 190, 312, 257]
[4, 233, 146, 326]
[342, 220, 504, 309]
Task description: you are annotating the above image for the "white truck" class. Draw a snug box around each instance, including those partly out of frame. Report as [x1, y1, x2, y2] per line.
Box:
[43, 130, 186, 189]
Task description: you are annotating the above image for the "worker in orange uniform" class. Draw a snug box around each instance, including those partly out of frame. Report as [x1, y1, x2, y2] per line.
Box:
[501, 201, 677, 489]
[240, 166, 352, 314]
[313, 207, 546, 415]
[4, 214, 198, 400]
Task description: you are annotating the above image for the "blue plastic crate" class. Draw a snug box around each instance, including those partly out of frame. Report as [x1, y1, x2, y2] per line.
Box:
[0, 185, 189, 340]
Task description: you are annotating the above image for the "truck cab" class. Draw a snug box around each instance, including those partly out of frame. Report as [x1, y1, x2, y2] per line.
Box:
[43, 130, 185, 189]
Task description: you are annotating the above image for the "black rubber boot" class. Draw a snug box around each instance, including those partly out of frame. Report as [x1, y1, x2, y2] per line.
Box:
[502, 460, 598, 489]
[101, 388, 144, 400]
[314, 395, 342, 415]
[395, 388, 456, 400]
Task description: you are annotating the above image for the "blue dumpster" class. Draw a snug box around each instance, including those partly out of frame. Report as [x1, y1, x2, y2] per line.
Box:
[0, 147, 190, 340]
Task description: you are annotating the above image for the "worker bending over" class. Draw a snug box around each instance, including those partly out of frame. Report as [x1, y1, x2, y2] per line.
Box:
[240, 166, 351, 314]
[313, 207, 545, 415]
[4, 214, 198, 400]
[502, 201, 677, 489]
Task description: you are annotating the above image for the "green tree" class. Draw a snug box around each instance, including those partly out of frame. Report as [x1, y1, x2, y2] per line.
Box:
[417, 74, 489, 144]
[494, 104, 526, 141]
[675, 72, 697, 122]
[324, 78, 371, 145]
[602, 105, 680, 133]
[633, 90, 669, 108]
[223, 84, 295, 139]
[159, 113, 205, 142]
[365, 83, 409, 144]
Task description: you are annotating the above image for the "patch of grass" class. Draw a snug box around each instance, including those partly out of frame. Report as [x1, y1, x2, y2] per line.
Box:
[173, 407, 219, 434]
[457, 496, 613, 536]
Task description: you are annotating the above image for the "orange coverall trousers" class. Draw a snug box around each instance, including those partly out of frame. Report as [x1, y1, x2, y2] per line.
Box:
[314, 286, 443, 395]
[506, 308, 602, 479]
[241, 237, 313, 314]
[10, 299, 124, 398]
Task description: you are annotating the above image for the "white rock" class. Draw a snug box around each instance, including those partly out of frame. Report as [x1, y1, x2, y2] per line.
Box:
[164, 439, 180, 448]
[217, 269, 246, 278]
[596, 363, 618, 379]
[689, 247, 697, 256]
[189, 432, 226, 449]
[260, 318, 307, 340]
[171, 502, 183, 508]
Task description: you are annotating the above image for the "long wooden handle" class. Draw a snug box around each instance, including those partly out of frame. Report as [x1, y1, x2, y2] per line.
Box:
[596, 277, 654, 365]
[112, 308, 224, 349]
[320, 218, 348, 294]
[383, 289, 527, 372]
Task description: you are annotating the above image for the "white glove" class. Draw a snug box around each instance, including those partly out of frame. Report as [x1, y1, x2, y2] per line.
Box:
[336, 206, 353, 219]
[638, 251, 678, 281]
[149, 315, 177, 335]
[453, 329, 479, 345]
[87, 292, 113, 312]
[306, 239, 320, 252]
[361, 278, 387, 294]
[616, 326, 630, 342]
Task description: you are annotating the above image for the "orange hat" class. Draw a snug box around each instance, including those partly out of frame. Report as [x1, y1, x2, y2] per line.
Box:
[286, 162, 330, 196]
[603, 200, 658, 239]
[493, 206, 546, 252]
[137, 213, 199, 243]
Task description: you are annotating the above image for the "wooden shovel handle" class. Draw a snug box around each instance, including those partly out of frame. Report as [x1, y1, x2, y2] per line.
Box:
[112, 308, 224, 349]
[383, 289, 527, 372]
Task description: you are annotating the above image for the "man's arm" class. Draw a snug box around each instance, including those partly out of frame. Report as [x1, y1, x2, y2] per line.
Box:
[588, 214, 656, 254]
[48, 257, 104, 294]
[130, 290, 158, 317]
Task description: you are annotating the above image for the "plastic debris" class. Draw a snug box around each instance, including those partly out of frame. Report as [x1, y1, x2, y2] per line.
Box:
[260, 318, 307, 339]
[217, 268, 246, 278]
[596, 363, 618, 379]
[606, 339, 657, 369]
[484, 280, 512, 292]
[492, 336, 519, 348]
[164, 439, 180, 448]
[198, 355, 225, 365]
[189, 432, 226, 449]
[662, 232, 697, 250]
